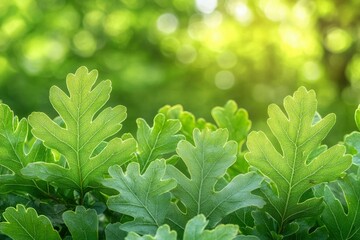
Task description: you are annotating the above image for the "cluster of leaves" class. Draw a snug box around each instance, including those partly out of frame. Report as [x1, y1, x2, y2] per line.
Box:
[0, 66, 358, 239]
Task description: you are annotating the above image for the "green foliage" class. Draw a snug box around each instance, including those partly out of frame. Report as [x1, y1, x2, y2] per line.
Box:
[125, 225, 176, 240]
[0, 204, 61, 240]
[166, 128, 264, 229]
[136, 113, 184, 171]
[63, 206, 98, 240]
[0, 104, 52, 195]
[21, 66, 136, 198]
[103, 160, 176, 235]
[0, 67, 360, 239]
[316, 174, 360, 239]
[183, 214, 239, 240]
[245, 87, 352, 235]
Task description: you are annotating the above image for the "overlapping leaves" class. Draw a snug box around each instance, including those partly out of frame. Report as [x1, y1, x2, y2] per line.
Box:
[103, 160, 176, 235]
[0, 104, 51, 195]
[166, 129, 264, 229]
[136, 113, 184, 172]
[245, 87, 351, 234]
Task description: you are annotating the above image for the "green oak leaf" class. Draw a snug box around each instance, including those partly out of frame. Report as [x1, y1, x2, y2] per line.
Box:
[63, 206, 98, 240]
[0, 204, 61, 240]
[212, 100, 252, 174]
[211, 100, 251, 149]
[22, 66, 136, 197]
[136, 113, 184, 171]
[183, 214, 238, 240]
[125, 225, 176, 240]
[316, 174, 360, 239]
[105, 223, 128, 240]
[245, 87, 351, 233]
[0, 103, 52, 195]
[167, 129, 264, 229]
[103, 159, 176, 235]
[345, 105, 360, 167]
[159, 105, 215, 142]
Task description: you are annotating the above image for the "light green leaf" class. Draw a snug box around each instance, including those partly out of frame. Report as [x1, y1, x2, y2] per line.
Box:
[344, 132, 360, 166]
[167, 129, 264, 229]
[136, 113, 184, 171]
[211, 100, 252, 174]
[159, 105, 215, 142]
[245, 87, 351, 233]
[345, 105, 360, 167]
[355, 106, 360, 130]
[211, 100, 251, 149]
[0, 204, 61, 240]
[22, 66, 136, 196]
[62, 206, 98, 240]
[103, 159, 176, 235]
[183, 214, 238, 240]
[316, 174, 360, 239]
[0, 103, 52, 195]
[125, 225, 176, 240]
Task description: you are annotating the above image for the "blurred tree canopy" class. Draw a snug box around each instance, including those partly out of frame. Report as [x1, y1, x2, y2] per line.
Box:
[0, 0, 360, 142]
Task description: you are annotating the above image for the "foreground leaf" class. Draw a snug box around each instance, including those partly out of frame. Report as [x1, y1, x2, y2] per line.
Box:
[0, 104, 51, 195]
[245, 87, 351, 233]
[63, 206, 98, 240]
[0, 204, 61, 240]
[22, 66, 136, 196]
[103, 159, 176, 235]
[167, 129, 264, 229]
[316, 174, 360, 239]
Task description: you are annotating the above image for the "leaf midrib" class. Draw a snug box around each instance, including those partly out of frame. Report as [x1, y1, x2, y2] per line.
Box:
[279, 101, 303, 231]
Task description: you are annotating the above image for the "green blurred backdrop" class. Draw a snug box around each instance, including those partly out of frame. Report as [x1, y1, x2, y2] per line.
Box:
[1, 0, 360, 143]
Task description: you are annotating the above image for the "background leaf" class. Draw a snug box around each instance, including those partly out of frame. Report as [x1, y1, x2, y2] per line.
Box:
[159, 105, 216, 143]
[245, 87, 352, 234]
[125, 225, 176, 240]
[0, 204, 61, 240]
[103, 159, 176, 235]
[211, 100, 252, 174]
[62, 206, 98, 240]
[22, 66, 136, 198]
[183, 214, 239, 240]
[0, 103, 53, 196]
[166, 129, 264, 229]
[136, 113, 184, 171]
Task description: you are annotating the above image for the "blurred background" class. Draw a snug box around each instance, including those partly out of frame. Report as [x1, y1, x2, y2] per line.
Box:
[0, 0, 360, 143]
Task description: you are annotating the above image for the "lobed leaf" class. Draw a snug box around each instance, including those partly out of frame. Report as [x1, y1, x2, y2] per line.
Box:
[22, 66, 136, 196]
[211, 100, 252, 174]
[183, 214, 238, 240]
[316, 174, 360, 239]
[0, 103, 52, 195]
[211, 100, 251, 149]
[103, 159, 176, 235]
[0, 204, 61, 240]
[245, 87, 352, 233]
[167, 129, 264, 229]
[136, 113, 184, 171]
[62, 206, 98, 240]
[159, 105, 215, 142]
[125, 225, 176, 240]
